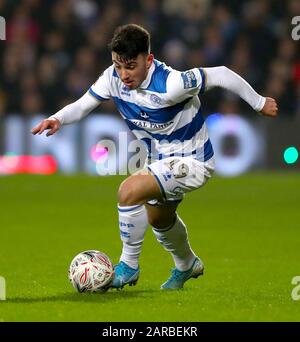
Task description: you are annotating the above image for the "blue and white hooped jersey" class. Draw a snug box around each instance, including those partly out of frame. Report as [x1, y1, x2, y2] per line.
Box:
[89, 59, 213, 163]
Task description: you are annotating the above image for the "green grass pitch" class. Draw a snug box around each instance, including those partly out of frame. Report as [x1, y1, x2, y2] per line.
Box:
[0, 173, 299, 322]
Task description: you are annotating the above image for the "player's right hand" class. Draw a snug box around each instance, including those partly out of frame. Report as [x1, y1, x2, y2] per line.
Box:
[31, 118, 61, 137]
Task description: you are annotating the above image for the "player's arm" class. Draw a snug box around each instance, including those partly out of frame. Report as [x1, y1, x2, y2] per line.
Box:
[203, 66, 278, 117]
[31, 67, 112, 137]
[31, 92, 100, 136]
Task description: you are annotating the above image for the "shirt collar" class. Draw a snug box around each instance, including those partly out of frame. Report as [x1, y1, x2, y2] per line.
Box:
[139, 61, 155, 89]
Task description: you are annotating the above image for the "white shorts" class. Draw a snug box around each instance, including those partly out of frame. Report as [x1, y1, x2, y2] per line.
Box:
[147, 156, 215, 206]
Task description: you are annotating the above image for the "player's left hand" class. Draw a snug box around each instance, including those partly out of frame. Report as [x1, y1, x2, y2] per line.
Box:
[260, 97, 278, 117]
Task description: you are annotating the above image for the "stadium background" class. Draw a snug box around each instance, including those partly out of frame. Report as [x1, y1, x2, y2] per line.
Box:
[0, 0, 300, 322]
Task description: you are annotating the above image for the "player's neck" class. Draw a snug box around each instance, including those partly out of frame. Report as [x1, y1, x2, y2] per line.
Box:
[139, 62, 155, 89]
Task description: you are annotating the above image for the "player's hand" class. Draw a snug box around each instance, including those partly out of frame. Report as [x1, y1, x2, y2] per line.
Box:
[31, 118, 61, 137]
[260, 97, 278, 117]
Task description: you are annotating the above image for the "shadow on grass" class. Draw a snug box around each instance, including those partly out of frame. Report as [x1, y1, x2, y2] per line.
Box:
[5, 289, 160, 304]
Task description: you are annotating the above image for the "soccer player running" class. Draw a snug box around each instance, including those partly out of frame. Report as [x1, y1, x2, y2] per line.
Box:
[32, 24, 278, 290]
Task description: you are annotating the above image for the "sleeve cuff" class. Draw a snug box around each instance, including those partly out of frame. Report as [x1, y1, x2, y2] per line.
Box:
[49, 115, 63, 125]
[255, 96, 266, 112]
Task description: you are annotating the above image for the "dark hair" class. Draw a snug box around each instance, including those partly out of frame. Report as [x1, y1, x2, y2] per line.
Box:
[108, 24, 150, 61]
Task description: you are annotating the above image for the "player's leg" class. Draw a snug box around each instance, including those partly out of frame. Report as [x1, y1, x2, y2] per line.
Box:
[111, 156, 214, 289]
[146, 156, 215, 289]
[111, 170, 163, 289]
[147, 202, 204, 290]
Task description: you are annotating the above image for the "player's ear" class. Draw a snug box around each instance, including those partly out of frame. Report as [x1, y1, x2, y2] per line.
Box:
[146, 54, 154, 69]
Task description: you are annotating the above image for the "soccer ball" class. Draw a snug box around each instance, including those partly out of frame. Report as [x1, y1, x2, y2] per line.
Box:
[68, 250, 114, 292]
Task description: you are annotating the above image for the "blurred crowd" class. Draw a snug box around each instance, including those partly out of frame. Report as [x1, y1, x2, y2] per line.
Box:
[0, 0, 299, 118]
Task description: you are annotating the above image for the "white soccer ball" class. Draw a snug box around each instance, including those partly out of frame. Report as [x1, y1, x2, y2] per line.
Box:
[68, 250, 114, 292]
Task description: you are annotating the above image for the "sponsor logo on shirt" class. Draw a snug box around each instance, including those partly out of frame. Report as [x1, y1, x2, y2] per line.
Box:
[130, 119, 174, 131]
[181, 70, 197, 89]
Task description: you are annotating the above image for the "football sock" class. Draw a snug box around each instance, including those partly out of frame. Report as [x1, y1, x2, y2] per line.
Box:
[152, 214, 197, 271]
[118, 204, 148, 269]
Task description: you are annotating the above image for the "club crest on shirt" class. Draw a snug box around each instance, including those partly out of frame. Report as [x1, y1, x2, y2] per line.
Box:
[150, 94, 162, 105]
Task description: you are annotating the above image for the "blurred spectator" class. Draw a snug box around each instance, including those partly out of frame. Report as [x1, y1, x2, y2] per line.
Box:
[21, 91, 43, 115]
[72, 0, 99, 31]
[0, 0, 299, 118]
[162, 39, 188, 69]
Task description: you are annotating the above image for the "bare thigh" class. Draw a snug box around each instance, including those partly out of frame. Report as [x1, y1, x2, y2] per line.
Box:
[118, 169, 164, 206]
[145, 201, 179, 229]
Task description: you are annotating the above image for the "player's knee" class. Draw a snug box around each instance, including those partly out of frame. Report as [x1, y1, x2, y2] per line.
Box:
[148, 213, 176, 229]
[118, 178, 141, 206]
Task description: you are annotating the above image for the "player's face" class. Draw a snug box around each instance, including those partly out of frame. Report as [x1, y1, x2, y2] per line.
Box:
[112, 52, 154, 89]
